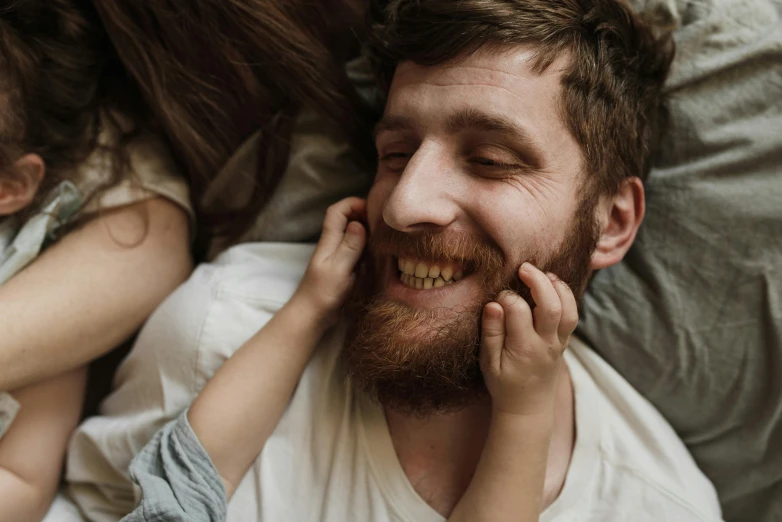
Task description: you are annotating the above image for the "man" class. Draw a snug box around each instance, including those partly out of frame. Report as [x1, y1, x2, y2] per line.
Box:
[66, 1, 723, 521]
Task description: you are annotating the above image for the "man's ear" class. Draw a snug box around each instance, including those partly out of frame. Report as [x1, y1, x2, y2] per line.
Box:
[589, 176, 645, 270]
[0, 153, 45, 216]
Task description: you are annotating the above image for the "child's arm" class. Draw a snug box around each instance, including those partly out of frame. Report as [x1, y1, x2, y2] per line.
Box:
[0, 367, 87, 522]
[0, 197, 192, 391]
[449, 264, 578, 522]
[187, 197, 367, 498]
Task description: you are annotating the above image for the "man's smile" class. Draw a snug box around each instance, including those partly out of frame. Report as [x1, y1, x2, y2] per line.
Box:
[397, 257, 465, 289]
[375, 254, 484, 312]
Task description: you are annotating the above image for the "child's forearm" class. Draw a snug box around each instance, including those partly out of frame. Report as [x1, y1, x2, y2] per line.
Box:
[0, 368, 87, 522]
[187, 295, 330, 498]
[0, 467, 50, 522]
[448, 411, 554, 522]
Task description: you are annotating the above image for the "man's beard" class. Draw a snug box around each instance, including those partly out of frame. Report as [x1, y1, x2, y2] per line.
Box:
[343, 195, 601, 416]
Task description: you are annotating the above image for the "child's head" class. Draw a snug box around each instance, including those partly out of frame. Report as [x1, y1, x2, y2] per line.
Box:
[0, 12, 44, 217]
[0, 0, 138, 220]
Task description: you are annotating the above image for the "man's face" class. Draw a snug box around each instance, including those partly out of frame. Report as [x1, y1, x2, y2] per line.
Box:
[345, 44, 599, 413]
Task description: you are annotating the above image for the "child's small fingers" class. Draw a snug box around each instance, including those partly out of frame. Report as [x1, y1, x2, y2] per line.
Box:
[550, 276, 578, 345]
[497, 290, 534, 344]
[319, 198, 367, 253]
[333, 221, 367, 269]
[480, 302, 505, 371]
[519, 263, 561, 338]
[346, 198, 368, 222]
[319, 204, 350, 252]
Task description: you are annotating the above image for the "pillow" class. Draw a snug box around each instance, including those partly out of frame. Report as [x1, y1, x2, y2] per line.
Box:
[202, 58, 376, 259]
[578, 1, 782, 520]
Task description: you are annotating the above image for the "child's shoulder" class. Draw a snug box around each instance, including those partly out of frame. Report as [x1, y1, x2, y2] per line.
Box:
[68, 111, 192, 220]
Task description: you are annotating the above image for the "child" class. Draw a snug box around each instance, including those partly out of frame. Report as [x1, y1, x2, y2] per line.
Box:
[123, 196, 577, 522]
[0, 1, 192, 520]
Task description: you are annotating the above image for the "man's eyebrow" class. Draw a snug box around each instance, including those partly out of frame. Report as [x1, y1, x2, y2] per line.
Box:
[374, 109, 546, 168]
[445, 108, 545, 168]
[373, 115, 415, 139]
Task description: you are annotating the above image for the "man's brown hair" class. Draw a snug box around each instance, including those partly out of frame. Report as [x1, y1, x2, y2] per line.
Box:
[367, 0, 675, 196]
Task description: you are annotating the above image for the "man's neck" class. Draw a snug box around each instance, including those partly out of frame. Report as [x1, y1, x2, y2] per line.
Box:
[384, 364, 575, 517]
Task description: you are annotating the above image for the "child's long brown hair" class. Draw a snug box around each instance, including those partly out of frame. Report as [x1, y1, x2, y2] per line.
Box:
[0, 0, 143, 220]
[90, 0, 376, 254]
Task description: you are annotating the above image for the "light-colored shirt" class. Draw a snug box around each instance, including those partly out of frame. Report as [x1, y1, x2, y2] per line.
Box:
[68, 242, 722, 522]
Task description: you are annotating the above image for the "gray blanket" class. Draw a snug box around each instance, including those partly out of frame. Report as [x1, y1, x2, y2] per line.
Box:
[579, 1, 782, 521]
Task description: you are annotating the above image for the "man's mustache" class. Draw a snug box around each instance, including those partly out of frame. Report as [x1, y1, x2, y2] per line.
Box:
[367, 222, 506, 276]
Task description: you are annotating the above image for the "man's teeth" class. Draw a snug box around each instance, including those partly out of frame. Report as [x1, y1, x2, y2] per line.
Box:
[401, 274, 449, 289]
[397, 258, 464, 289]
[440, 266, 452, 281]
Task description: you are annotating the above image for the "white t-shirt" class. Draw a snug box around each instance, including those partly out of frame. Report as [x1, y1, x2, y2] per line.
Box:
[67, 243, 722, 522]
[233, 326, 722, 522]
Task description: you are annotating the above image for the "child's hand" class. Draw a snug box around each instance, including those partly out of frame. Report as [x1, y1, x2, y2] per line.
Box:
[294, 197, 367, 325]
[479, 263, 578, 417]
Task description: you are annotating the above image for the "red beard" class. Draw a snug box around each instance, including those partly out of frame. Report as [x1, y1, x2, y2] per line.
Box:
[344, 195, 600, 415]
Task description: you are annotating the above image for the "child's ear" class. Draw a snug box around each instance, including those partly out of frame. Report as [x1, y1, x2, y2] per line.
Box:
[0, 153, 45, 216]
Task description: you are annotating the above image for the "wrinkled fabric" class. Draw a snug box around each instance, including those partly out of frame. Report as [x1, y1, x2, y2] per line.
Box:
[579, 1, 782, 521]
[67, 243, 315, 522]
[0, 180, 82, 285]
[122, 411, 226, 522]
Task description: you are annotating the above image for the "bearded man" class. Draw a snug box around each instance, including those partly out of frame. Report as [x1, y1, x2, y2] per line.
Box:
[66, 1, 723, 521]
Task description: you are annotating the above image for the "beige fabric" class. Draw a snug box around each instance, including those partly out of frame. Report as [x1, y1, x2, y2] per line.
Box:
[203, 108, 372, 259]
[42, 492, 84, 522]
[70, 114, 193, 223]
[203, 58, 375, 259]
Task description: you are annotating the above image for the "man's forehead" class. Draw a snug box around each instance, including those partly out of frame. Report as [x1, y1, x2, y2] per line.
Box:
[379, 43, 584, 179]
[382, 43, 579, 166]
[389, 43, 570, 101]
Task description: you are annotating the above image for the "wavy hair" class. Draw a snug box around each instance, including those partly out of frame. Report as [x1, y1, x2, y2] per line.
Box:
[0, 0, 141, 220]
[91, 0, 376, 253]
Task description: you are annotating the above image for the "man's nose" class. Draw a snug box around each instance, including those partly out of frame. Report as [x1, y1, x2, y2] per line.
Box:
[382, 145, 459, 233]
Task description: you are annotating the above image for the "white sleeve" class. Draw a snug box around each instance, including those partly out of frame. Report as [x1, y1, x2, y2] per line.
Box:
[67, 242, 314, 520]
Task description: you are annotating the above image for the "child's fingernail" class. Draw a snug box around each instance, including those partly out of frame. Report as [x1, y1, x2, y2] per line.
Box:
[547, 272, 558, 282]
[521, 262, 531, 273]
[347, 222, 362, 234]
[484, 303, 502, 318]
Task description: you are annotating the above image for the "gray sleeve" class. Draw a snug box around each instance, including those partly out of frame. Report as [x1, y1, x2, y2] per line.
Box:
[121, 411, 227, 522]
